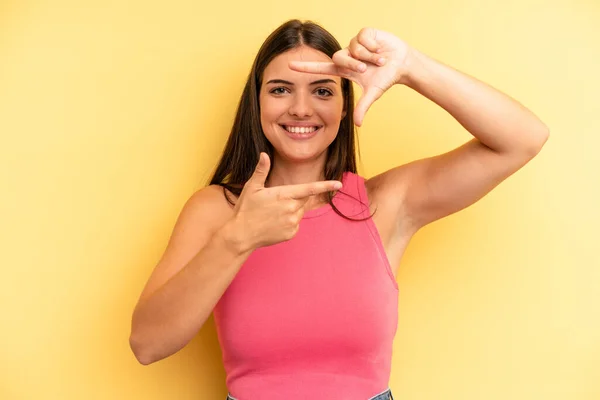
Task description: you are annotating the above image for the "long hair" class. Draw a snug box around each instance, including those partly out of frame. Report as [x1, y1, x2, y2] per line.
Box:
[207, 19, 373, 221]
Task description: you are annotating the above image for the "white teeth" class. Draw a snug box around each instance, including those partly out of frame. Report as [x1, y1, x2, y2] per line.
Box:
[283, 125, 319, 134]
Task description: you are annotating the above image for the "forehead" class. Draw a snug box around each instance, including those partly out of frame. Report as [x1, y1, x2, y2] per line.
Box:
[263, 46, 340, 84]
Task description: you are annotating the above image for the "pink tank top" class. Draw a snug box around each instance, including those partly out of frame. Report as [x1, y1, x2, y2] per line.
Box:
[213, 171, 399, 399]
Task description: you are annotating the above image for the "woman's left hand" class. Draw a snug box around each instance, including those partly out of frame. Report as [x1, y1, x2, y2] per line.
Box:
[289, 27, 413, 126]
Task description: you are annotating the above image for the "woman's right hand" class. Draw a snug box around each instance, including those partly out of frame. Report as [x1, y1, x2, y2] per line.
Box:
[231, 152, 342, 251]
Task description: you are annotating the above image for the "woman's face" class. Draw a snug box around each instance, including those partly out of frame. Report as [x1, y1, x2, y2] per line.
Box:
[259, 45, 346, 163]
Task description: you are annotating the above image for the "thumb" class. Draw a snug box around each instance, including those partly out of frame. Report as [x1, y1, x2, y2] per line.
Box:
[354, 86, 384, 127]
[247, 152, 271, 188]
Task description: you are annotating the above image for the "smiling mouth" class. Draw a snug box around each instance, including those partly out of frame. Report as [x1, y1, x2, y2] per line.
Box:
[279, 125, 323, 134]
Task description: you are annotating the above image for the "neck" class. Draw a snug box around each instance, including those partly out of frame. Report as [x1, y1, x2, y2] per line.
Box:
[266, 153, 327, 186]
[265, 152, 330, 206]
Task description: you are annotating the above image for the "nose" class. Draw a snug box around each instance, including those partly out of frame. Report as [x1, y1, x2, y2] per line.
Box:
[288, 91, 313, 118]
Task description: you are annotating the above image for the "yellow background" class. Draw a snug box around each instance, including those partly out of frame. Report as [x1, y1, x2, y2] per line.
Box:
[1, 0, 598, 399]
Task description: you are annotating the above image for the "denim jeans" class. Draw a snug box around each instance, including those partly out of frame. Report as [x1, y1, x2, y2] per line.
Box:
[226, 387, 394, 400]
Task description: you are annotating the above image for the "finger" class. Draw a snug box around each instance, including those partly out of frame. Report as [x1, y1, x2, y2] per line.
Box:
[288, 61, 342, 75]
[354, 86, 384, 127]
[281, 180, 342, 200]
[289, 61, 354, 81]
[349, 38, 384, 66]
[358, 27, 380, 52]
[246, 152, 270, 188]
[332, 48, 367, 73]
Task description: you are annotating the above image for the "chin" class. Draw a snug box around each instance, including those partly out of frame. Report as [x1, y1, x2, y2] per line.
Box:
[273, 145, 330, 163]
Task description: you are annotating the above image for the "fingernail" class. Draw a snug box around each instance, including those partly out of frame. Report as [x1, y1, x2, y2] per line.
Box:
[377, 57, 386, 65]
[334, 182, 342, 189]
[358, 63, 367, 72]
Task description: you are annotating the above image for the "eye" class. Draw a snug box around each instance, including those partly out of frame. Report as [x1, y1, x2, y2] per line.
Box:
[270, 87, 289, 95]
[316, 88, 333, 97]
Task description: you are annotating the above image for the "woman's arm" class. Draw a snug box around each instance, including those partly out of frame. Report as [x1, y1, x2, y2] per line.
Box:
[129, 188, 252, 365]
[379, 47, 549, 229]
[290, 27, 549, 230]
[403, 47, 549, 154]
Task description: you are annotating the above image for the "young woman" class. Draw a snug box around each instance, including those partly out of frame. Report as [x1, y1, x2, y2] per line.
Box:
[129, 19, 549, 400]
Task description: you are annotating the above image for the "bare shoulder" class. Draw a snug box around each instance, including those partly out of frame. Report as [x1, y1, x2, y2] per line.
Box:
[364, 166, 412, 219]
[364, 164, 419, 238]
[364, 166, 420, 272]
[184, 184, 237, 224]
[171, 184, 237, 237]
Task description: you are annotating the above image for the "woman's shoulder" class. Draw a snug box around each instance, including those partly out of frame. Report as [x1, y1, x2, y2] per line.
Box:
[183, 184, 237, 225]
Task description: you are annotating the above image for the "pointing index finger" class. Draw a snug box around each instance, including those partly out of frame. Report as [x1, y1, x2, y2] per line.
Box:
[280, 180, 342, 200]
[288, 61, 342, 76]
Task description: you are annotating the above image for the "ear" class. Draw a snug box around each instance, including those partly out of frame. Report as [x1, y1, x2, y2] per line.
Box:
[341, 108, 347, 118]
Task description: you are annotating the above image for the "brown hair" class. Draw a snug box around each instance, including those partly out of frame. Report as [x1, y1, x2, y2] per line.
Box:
[207, 19, 373, 221]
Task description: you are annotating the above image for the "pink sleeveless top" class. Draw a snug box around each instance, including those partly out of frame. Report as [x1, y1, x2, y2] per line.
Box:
[213, 171, 399, 399]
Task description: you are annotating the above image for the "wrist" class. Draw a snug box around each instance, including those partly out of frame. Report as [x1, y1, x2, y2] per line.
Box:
[399, 47, 427, 88]
[217, 218, 255, 256]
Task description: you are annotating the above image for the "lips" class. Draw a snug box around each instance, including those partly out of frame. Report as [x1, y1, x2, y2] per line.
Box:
[279, 124, 322, 140]
[280, 124, 322, 132]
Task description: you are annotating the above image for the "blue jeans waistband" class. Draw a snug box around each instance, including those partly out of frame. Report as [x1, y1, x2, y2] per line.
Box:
[226, 387, 393, 400]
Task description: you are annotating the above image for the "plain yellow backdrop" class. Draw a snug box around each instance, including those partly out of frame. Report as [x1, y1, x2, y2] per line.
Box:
[1, 0, 598, 399]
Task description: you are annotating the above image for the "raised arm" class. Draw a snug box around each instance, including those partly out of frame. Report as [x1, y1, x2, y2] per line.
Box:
[289, 27, 549, 231]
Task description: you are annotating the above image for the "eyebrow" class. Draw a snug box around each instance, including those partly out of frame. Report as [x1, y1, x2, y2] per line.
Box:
[265, 79, 337, 85]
